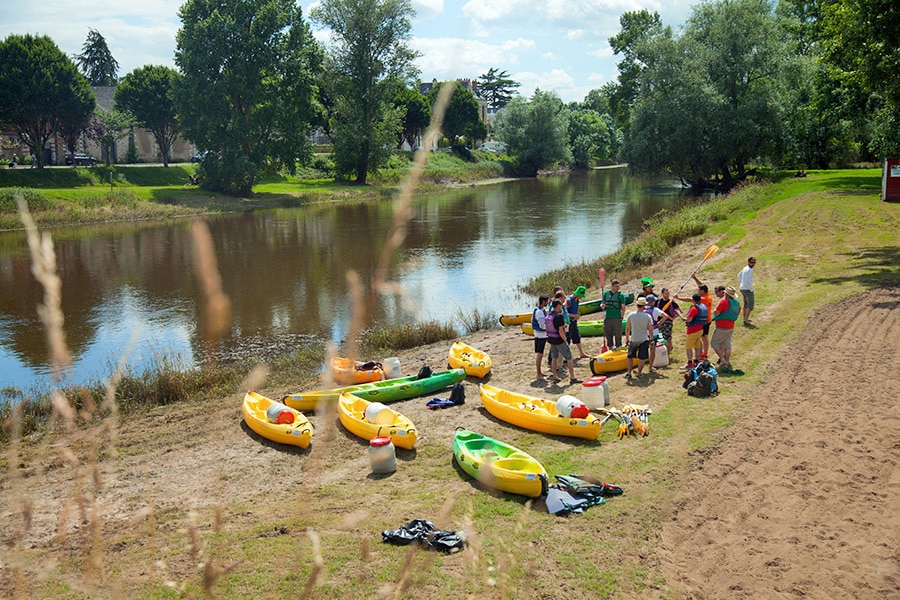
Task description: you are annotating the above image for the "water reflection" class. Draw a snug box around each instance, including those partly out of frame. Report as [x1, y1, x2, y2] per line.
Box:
[0, 169, 686, 390]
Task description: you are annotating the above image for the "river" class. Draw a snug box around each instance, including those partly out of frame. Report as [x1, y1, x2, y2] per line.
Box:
[0, 168, 687, 391]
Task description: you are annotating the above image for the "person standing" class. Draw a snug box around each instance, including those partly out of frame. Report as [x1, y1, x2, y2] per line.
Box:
[711, 286, 741, 368]
[600, 279, 634, 350]
[624, 297, 654, 379]
[643, 294, 671, 372]
[658, 287, 680, 356]
[679, 293, 708, 370]
[567, 285, 591, 360]
[545, 299, 579, 385]
[532, 295, 550, 380]
[738, 257, 756, 325]
[677, 276, 713, 360]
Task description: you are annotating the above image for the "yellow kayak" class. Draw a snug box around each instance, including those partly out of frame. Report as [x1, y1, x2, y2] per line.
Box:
[479, 384, 601, 440]
[498, 312, 530, 327]
[242, 392, 314, 448]
[448, 341, 493, 378]
[330, 356, 385, 385]
[588, 346, 629, 374]
[337, 392, 418, 450]
[453, 429, 548, 498]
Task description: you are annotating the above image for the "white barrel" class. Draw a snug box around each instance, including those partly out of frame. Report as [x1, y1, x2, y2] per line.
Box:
[556, 395, 580, 418]
[382, 357, 401, 379]
[654, 343, 669, 367]
[369, 436, 396, 474]
[364, 402, 394, 424]
[581, 377, 606, 410]
[265, 401, 295, 424]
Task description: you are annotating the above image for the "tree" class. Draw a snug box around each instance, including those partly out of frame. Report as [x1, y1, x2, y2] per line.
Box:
[494, 90, 572, 176]
[115, 66, 182, 167]
[86, 108, 135, 165]
[478, 67, 521, 111]
[607, 10, 669, 130]
[0, 34, 95, 168]
[311, 0, 419, 184]
[427, 82, 487, 149]
[175, 0, 322, 195]
[73, 29, 119, 85]
[568, 109, 611, 168]
[393, 85, 430, 149]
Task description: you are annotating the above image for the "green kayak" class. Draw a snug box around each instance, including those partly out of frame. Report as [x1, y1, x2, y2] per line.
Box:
[453, 429, 548, 498]
[520, 318, 626, 337]
[282, 368, 466, 412]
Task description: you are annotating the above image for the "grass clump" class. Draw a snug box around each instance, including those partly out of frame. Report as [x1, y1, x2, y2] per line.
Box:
[359, 320, 458, 355]
[0, 187, 53, 212]
[452, 306, 498, 334]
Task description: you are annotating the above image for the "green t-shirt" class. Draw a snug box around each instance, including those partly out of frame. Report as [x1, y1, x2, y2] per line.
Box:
[602, 289, 635, 319]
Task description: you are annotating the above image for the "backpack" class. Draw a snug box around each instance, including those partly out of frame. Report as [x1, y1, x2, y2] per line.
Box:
[683, 360, 719, 397]
[416, 365, 433, 380]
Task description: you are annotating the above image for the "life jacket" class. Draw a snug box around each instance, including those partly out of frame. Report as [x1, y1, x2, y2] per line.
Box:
[602, 290, 620, 311]
[714, 298, 741, 322]
[546, 312, 562, 339]
[567, 295, 580, 317]
[687, 303, 708, 328]
[532, 307, 547, 332]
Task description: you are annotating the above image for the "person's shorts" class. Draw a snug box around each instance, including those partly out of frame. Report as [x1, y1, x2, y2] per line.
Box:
[627, 340, 650, 360]
[685, 330, 703, 351]
[711, 327, 734, 351]
[659, 320, 673, 341]
[741, 290, 755, 311]
[534, 337, 548, 354]
[549, 341, 573, 361]
[702, 323, 711, 336]
[567, 321, 582, 344]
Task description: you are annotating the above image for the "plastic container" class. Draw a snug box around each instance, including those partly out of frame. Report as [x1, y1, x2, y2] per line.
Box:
[369, 436, 396, 474]
[364, 402, 394, 424]
[265, 401, 295, 424]
[582, 376, 609, 409]
[653, 343, 669, 368]
[382, 357, 401, 379]
[556, 395, 588, 418]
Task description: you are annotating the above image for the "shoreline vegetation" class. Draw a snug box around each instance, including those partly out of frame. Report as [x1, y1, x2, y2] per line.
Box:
[0, 165, 883, 441]
[0, 164, 896, 598]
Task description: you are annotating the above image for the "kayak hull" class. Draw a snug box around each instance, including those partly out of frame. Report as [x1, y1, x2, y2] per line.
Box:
[480, 384, 601, 440]
[338, 393, 417, 450]
[242, 392, 314, 448]
[452, 429, 548, 498]
[448, 341, 493, 378]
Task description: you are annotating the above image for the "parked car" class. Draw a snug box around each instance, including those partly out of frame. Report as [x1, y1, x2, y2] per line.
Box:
[191, 150, 208, 163]
[65, 153, 97, 166]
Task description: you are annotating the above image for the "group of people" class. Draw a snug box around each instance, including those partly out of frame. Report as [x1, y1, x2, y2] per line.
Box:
[530, 285, 591, 385]
[530, 256, 757, 383]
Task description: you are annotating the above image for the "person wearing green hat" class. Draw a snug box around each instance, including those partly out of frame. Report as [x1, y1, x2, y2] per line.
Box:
[641, 276, 655, 297]
[566, 285, 591, 360]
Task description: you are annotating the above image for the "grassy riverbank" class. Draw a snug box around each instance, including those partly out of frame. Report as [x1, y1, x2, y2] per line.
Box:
[1, 168, 896, 599]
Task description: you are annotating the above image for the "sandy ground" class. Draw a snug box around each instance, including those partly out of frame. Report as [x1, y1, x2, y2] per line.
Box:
[1, 287, 898, 598]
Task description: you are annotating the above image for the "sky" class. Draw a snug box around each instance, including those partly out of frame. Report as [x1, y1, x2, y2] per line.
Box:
[6, 0, 696, 103]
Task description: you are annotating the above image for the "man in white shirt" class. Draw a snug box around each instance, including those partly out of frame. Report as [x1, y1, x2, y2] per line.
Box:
[737, 257, 756, 325]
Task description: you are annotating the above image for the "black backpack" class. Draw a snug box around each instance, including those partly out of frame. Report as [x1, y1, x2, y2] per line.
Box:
[416, 365, 433, 380]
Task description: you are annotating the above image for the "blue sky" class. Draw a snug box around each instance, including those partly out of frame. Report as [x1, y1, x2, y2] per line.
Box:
[6, 0, 695, 103]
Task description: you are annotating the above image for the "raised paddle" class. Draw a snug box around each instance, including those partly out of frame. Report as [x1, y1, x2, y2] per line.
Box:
[598, 267, 608, 353]
[661, 244, 720, 313]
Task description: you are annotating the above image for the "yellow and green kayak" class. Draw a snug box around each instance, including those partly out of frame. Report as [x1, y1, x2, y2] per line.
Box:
[453, 429, 548, 498]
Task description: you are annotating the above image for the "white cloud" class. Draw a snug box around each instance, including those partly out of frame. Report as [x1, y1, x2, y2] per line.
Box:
[567, 30, 585, 41]
[413, 0, 444, 19]
[543, 52, 557, 60]
[412, 36, 536, 81]
[589, 46, 615, 59]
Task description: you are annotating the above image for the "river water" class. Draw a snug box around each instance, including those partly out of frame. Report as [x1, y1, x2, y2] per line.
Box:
[0, 168, 686, 391]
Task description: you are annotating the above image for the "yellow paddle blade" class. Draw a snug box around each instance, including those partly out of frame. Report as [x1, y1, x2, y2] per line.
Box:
[703, 244, 720, 262]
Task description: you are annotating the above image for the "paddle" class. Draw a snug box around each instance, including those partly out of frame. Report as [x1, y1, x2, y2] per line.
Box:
[661, 244, 720, 313]
[598, 267, 608, 353]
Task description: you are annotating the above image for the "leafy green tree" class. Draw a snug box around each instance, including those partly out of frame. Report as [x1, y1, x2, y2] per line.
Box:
[0, 34, 95, 168]
[494, 90, 572, 176]
[607, 10, 669, 130]
[115, 66, 182, 166]
[621, 0, 790, 188]
[568, 109, 611, 168]
[477, 67, 521, 111]
[427, 82, 487, 149]
[393, 85, 430, 149]
[311, 0, 418, 184]
[73, 28, 119, 85]
[175, 0, 322, 195]
[86, 108, 135, 165]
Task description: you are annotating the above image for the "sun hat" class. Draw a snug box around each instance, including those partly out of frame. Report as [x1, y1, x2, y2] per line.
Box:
[636, 297, 647, 306]
[573, 285, 586, 298]
[641, 276, 654, 287]
[724, 286, 737, 297]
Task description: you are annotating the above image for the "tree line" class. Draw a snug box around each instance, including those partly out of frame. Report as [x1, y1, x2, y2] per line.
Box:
[1, 0, 896, 192]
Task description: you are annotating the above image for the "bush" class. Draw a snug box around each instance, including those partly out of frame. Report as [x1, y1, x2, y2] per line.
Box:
[0, 187, 53, 212]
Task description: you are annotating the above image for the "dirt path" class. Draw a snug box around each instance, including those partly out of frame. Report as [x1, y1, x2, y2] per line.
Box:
[655, 287, 900, 598]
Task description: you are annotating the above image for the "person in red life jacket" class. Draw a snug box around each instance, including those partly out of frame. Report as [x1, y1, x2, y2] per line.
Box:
[677, 275, 713, 360]
[532, 295, 550, 380]
[567, 285, 591, 360]
[711, 285, 741, 369]
[545, 299, 580, 385]
[679, 293, 707, 370]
